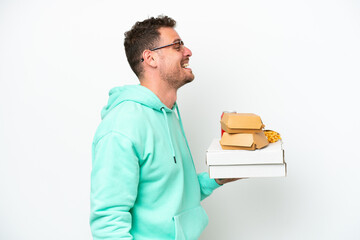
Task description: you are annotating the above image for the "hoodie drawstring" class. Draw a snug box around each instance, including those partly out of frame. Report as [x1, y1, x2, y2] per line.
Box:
[161, 107, 177, 163]
[175, 104, 194, 163]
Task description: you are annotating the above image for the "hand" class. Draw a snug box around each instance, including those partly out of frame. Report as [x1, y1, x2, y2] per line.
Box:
[215, 178, 244, 185]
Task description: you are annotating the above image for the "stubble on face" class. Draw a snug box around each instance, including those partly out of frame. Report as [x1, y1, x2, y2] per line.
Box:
[160, 63, 194, 90]
[157, 28, 195, 90]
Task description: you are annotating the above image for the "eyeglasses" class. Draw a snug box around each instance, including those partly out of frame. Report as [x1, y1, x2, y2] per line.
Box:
[141, 40, 184, 62]
[150, 40, 184, 51]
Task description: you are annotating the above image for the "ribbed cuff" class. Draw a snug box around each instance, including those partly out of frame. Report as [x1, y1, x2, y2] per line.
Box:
[210, 178, 223, 188]
[199, 172, 222, 191]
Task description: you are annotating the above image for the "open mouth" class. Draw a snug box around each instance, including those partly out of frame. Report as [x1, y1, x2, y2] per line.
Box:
[182, 63, 189, 69]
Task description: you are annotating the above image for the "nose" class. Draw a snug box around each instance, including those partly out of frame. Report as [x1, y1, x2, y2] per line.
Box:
[183, 46, 192, 57]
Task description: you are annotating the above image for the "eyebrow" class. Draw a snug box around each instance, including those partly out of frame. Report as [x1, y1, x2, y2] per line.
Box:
[172, 38, 182, 43]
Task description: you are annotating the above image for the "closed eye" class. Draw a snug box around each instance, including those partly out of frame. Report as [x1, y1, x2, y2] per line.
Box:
[174, 40, 184, 50]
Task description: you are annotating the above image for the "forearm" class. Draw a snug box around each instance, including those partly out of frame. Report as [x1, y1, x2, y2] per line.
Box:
[197, 172, 222, 200]
[90, 132, 139, 239]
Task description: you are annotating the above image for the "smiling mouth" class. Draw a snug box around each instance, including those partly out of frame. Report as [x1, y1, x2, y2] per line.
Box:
[182, 63, 189, 68]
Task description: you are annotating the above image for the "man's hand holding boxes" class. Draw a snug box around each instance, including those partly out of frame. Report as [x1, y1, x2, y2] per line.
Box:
[206, 112, 287, 178]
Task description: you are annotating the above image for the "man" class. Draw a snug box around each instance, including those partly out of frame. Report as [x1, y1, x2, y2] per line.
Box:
[90, 15, 237, 240]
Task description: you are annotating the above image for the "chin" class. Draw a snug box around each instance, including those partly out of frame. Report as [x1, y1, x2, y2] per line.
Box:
[179, 75, 195, 88]
[184, 73, 195, 83]
[186, 72, 195, 82]
[187, 76, 195, 83]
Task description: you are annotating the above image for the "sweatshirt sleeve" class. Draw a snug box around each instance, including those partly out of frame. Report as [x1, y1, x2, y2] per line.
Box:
[90, 132, 139, 240]
[197, 172, 222, 200]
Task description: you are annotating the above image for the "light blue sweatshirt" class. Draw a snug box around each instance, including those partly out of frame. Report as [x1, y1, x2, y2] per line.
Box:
[90, 85, 221, 240]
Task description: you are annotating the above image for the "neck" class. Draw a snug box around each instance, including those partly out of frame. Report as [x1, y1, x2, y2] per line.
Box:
[140, 80, 177, 109]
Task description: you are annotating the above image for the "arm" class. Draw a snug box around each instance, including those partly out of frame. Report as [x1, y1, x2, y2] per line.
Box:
[90, 132, 139, 240]
[215, 178, 241, 185]
[197, 172, 222, 200]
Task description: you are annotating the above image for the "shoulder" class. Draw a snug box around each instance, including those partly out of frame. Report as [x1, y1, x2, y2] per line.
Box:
[93, 101, 155, 144]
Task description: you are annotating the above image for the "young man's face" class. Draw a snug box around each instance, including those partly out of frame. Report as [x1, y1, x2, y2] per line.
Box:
[156, 27, 194, 89]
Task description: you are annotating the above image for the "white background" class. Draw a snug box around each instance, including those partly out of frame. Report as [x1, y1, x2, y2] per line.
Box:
[1, 0, 360, 239]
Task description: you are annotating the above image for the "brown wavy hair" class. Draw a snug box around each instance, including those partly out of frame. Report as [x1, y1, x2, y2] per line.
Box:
[124, 15, 176, 78]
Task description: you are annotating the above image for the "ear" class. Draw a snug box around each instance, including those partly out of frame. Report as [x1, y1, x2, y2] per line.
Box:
[142, 50, 157, 68]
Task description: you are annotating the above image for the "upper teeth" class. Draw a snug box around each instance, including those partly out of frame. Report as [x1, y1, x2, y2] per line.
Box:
[183, 63, 189, 68]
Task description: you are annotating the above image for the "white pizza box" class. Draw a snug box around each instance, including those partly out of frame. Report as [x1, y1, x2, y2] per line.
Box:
[209, 163, 287, 179]
[206, 139, 284, 165]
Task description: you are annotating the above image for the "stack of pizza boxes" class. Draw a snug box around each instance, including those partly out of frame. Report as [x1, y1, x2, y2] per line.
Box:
[206, 112, 287, 178]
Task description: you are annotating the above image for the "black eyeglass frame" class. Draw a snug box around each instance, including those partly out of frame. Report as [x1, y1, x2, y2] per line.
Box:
[150, 40, 184, 51]
[141, 40, 184, 62]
